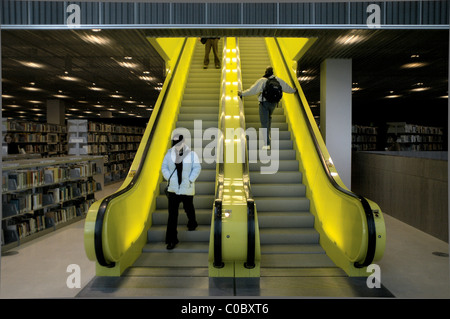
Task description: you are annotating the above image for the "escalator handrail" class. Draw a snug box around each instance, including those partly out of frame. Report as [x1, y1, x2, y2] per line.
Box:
[213, 38, 227, 268]
[236, 38, 256, 269]
[273, 38, 376, 268]
[94, 38, 189, 268]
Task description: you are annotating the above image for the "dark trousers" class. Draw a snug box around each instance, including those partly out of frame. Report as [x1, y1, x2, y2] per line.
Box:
[204, 38, 220, 67]
[165, 192, 198, 244]
[259, 101, 277, 146]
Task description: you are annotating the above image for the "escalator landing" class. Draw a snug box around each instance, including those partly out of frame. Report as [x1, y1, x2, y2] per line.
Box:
[76, 270, 394, 298]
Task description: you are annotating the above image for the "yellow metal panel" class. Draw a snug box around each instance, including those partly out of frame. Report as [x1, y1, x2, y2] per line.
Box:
[265, 37, 386, 276]
[84, 38, 196, 276]
[208, 37, 260, 278]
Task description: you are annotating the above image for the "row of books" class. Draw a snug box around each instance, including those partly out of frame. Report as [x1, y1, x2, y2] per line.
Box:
[86, 143, 139, 154]
[352, 125, 378, 135]
[2, 180, 98, 218]
[387, 122, 444, 135]
[87, 134, 142, 143]
[87, 122, 144, 134]
[3, 120, 67, 133]
[3, 199, 96, 242]
[2, 162, 99, 192]
[388, 134, 444, 144]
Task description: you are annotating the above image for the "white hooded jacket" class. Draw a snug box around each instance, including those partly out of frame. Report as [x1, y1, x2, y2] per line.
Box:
[161, 145, 201, 196]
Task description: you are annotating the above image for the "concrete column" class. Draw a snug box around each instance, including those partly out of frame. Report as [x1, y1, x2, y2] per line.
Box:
[46, 99, 65, 125]
[320, 59, 352, 189]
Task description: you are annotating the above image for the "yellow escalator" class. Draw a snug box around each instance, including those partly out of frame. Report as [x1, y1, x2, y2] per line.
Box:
[81, 36, 387, 297]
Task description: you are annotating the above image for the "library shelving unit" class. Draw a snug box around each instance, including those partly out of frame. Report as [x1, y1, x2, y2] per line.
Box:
[386, 122, 445, 151]
[86, 121, 144, 185]
[352, 125, 378, 151]
[1, 155, 104, 251]
[2, 119, 67, 157]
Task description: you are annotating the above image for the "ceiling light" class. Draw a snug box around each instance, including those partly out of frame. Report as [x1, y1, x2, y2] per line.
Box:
[53, 94, 70, 98]
[88, 86, 104, 91]
[139, 75, 155, 81]
[336, 34, 365, 45]
[59, 75, 80, 81]
[385, 94, 402, 98]
[410, 87, 430, 92]
[124, 56, 133, 60]
[124, 100, 136, 104]
[143, 71, 150, 75]
[401, 62, 429, 69]
[2, 95, 14, 98]
[93, 104, 104, 108]
[23, 86, 42, 91]
[92, 28, 102, 32]
[110, 94, 124, 98]
[17, 61, 44, 69]
[6, 104, 21, 108]
[117, 61, 138, 68]
[68, 108, 79, 111]
[137, 104, 147, 108]
[28, 100, 43, 104]
[80, 34, 111, 45]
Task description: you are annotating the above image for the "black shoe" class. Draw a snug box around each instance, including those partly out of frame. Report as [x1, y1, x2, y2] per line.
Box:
[188, 222, 198, 231]
[166, 241, 178, 250]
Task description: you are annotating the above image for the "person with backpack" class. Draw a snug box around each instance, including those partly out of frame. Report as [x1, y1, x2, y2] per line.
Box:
[238, 66, 297, 149]
[161, 134, 201, 250]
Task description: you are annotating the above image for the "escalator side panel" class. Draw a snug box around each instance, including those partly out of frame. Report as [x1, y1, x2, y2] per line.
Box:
[84, 38, 197, 276]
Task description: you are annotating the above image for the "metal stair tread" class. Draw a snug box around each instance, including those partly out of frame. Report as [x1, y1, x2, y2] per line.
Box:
[260, 244, 326, 254]
[143, 242, 209, 253]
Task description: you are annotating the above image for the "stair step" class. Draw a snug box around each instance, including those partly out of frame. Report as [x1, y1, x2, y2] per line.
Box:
[178, 113, 218, 121]
[147, 225, 211, 242]
[156, 194, 215, 209]
[248, 149, 296, 160]
[259, 228, 319, 244]
[261, 253, 337, 268]
[143, 242, 209, 253]
[249, 160, 299, 172]
[258, 211, 314, 228]
[133, 252, 209, 268]
[250, 171, 302, 184]
[251, 183, 304, 197]
[261, 244, 325, 254]
[254, 197, 310, 212]
[152, 208, 212, 225]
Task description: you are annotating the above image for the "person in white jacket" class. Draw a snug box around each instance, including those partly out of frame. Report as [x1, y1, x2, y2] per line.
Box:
[161, 134, 202, 250]
[238, 66, 296, 149]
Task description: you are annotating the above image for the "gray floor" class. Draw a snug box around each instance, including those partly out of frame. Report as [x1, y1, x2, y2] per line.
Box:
[1, 182, 449, 298]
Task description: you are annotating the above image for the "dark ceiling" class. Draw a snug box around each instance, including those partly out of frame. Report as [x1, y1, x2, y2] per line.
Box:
[1, 28, 448, 128]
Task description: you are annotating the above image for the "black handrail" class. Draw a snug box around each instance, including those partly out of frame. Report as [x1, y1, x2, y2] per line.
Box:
[273, 38, 376, 268]
[94, 38, 188, 268]
[236, 38, 256, 269]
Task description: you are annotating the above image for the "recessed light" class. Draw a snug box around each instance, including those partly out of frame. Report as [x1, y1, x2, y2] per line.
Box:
[401, 62, 428, 69]
[17, 61, 44, 69]
[23, 87, 42, 91]
[88, 86, 104, 91]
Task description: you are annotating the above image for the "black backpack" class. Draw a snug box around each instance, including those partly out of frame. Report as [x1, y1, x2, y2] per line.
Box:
[262, 77, 283, 103]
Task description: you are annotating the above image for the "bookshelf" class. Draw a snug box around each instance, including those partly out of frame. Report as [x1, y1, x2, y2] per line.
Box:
[2, 119, 67, 157]
[352, 125, 378, 151]
[86, 121, 144, 184]
[1, 155, 104, 251]
[386, 122, 445, 151]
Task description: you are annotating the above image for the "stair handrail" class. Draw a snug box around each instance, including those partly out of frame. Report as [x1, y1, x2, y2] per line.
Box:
[236, 38, 256, 269]
[93, 38, 188, 268]
[212, 37, 227, 268]
[273, 38, 376, 268]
